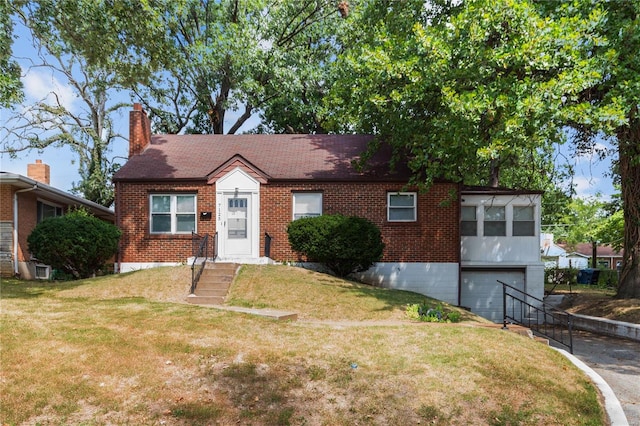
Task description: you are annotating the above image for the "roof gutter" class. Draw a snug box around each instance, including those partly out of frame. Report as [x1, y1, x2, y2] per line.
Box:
[13, 184, 37, 276]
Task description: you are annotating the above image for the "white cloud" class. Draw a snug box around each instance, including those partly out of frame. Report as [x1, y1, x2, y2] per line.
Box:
[22, 68, 78, 112]
[572, 176, 612, 201]
[575, 142, 609, 162]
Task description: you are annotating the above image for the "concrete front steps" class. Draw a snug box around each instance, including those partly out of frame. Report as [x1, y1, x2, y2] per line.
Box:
[186, 262, 238, 305]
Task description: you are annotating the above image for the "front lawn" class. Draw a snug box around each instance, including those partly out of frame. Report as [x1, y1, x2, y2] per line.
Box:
[1, 266, 604, 425]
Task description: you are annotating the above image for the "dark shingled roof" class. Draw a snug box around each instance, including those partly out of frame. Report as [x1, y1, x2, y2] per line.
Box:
[114, 134, 412, 182]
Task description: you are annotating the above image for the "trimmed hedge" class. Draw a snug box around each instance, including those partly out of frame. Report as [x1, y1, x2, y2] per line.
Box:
[27, 209, 121, 279]
[287, 214, 384, 277]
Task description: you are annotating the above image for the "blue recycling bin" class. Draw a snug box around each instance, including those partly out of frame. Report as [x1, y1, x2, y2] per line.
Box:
[577, 268, 600, 285]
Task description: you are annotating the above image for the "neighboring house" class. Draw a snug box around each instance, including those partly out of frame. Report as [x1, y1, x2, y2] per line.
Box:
[113, 104, 544, 322]
[559, 252, 590, 270]
[540, 233, 590, 269]
[559, 242, 624, 270]
[0, 161, 115, 279]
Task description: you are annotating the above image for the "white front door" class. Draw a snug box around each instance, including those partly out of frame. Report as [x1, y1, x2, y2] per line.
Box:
[222, 192, 252, 256]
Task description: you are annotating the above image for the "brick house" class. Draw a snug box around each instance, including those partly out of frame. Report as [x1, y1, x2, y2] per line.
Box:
[0, 161, 115, 279]
[114, 104, 544, 321]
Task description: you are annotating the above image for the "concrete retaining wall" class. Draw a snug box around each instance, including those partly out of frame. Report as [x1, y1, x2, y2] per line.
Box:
[571, 314, 640, 342]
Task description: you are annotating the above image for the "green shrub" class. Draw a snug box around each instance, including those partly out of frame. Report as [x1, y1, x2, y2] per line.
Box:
[287, 214, 384, 277]
[27, 209, 121, 279]
[545, 268, 577, 287]
[406, 302, 462, 323]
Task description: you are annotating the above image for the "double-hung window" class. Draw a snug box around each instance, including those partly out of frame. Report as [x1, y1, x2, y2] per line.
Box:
[513, 206, 535, 236]
[388, 192, 416, 222]
[292, 192, 323, 220]
[484, 206, 506, 236]
[150, 194, 196, 234]
[461, 206, 477, 236]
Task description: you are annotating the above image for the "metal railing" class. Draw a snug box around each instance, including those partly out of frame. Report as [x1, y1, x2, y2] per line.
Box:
[191, 232, 216, 294]
[264, 232, 272, 258]
[500, 280, 574, 354]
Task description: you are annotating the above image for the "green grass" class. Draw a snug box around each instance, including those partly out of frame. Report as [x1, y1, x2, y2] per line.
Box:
[0, 265, 605, 425]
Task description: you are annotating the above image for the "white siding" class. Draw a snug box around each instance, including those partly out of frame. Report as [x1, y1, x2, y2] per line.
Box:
[461, 194, 541, 263]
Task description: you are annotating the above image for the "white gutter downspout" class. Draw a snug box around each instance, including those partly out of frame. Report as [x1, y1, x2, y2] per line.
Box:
[13, 184, 37, 276]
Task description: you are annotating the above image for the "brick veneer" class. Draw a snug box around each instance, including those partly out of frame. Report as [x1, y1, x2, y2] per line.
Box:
[116, 180, 460, 265]
[1, 188, 59, 264]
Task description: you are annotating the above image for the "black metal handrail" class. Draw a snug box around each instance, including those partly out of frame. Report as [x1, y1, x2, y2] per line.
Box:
[191, 232, 209, 294]
[499, 280, 574, 354]
[264, 232, 272, 258]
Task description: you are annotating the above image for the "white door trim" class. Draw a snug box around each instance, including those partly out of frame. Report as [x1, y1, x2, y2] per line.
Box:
[215, 167, 260, 259]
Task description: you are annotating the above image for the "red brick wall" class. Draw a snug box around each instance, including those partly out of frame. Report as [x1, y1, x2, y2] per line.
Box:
[116, 180, 460, 265]
[261, 182, 460, 263]
[0, 185, 13, 221]
[116, 181, 216, 263]
[6, 189, 64, 263]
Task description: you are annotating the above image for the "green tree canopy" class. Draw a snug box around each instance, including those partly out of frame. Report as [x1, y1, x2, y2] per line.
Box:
[2, 1, 129, 206]
[50, 0, 353, 135]
[0, 0, 23, 107]
[330, 0, 605, 189]
[330, 0, 639, 298]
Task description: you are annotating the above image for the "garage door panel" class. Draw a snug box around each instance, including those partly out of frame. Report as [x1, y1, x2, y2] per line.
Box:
[461, 270, 525, 322]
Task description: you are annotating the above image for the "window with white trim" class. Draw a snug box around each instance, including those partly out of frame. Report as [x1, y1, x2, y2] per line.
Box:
[388, 192, 416, 222]
[513, 205, 535, 236]
[150, 194, 196, 234]
[37, 200, 62, 223]
[461, 206, 477, 236]
[484, 206, 506, 236]
[292, 192, 322, 220]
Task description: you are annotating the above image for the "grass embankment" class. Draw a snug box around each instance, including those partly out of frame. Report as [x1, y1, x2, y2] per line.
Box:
[1, 265, 604, 425]
[548, 283, 640, 324]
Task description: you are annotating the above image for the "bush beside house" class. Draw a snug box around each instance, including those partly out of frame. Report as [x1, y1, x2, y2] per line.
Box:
[287, 214, 384, 277]
[28, 209, 120, 279]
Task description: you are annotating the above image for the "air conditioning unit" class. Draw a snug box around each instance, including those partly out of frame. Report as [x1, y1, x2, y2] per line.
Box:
[35, 264, 51, 280]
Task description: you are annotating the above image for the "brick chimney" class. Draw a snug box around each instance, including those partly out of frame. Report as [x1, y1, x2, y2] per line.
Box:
[129, 103, 151, 158]
[27, 160, 50, 185]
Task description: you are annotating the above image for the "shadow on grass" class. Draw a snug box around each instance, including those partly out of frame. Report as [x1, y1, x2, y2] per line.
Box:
[312, 272, 480, 321]
[1, 277, 98, 299]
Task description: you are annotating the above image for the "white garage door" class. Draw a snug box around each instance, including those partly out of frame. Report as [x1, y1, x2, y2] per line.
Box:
[460, 269, 525, 322]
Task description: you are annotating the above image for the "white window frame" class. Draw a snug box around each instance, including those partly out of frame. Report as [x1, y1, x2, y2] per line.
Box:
[387, 192, 417, 222]
[149, 194, 197, 234]
[512, 205, 535, 236]
[292, 192, 323, 220]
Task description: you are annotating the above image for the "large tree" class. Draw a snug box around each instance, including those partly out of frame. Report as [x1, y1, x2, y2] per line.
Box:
[563, 1, 640, 298]
[0, 0, 23, 107]
[331, 0, 639, 297]
[330, 0, 603, 188]
[57, 0, 353, 135]
[2, 1, 128, 206]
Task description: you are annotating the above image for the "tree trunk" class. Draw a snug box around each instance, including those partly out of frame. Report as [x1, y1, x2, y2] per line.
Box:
[489, 159, 500, 187]
[616, 109, 640, 299]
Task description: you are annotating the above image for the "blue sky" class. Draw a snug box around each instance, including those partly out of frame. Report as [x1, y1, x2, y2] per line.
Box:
[0, 21, 617, 200]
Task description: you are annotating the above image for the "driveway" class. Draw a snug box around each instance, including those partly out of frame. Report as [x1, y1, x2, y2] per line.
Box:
[555, 331, 640, 425]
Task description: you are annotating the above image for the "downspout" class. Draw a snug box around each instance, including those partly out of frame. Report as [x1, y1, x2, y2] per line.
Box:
[13, 184, 38, 276]
[457, 183, 462, 307]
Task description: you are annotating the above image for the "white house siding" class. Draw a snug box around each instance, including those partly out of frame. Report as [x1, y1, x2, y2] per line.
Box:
[354, 262, 459, 305]
[461, 192, 544, 322]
